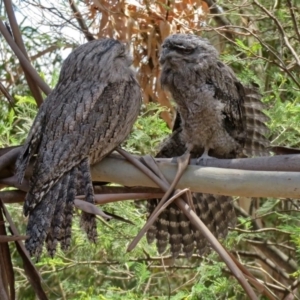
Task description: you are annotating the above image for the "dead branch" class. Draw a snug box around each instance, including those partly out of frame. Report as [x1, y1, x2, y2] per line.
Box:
[117, 149, 259, 299]
[235, 251, 291, 281]
[0, 82, 16, 111]
[2, 147, 300, 198]
[0, 200, 48, 299]
[4, 0, 44, 106]
[234, 205, 298, 275]
[286, 0, 300, 42]
[90, 154, 300, 199]
[253, 0, 300, 67]
[68, 0, 94, 41]
[0, 20, 51, 95]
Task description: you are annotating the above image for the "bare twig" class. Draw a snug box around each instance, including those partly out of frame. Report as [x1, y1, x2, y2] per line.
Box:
[253, 0, 300, 67]
[4, 0, 44, 106]
[0, 187, 164, 204]
[0, 269, 9, 300]
[0, 20, 51, 95]
[0, 147, 21, 173]
[207, 24, 300, 89]
[235, 205, 298, 274]
[0, 190, 25, 204]
[286, 0, 300, 42]
[0, 82, 16, 112]
[79, 192, 164, 204]
[0, 200, 48, 300]
[235, 251, 291, 281]
[246, 240, 298, 273]
[205, 0, 234, 40]
[284, 279, 300, 300]
[0, 235, 28, 242]
[232, 227, 292, 235]
[0, 207, 14, 300]
[68, 0, 94, 41]
[228, 252, 278, 299]
[74, 199, 112, 219]
[117, 148, 258, 300]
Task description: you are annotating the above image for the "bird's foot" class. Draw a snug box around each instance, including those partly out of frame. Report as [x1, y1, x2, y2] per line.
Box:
[196, 153, 215, 166]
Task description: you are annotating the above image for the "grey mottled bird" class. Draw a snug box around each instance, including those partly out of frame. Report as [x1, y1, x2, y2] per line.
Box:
[16, 38, 142, 258]
[146, 34, 269, 257]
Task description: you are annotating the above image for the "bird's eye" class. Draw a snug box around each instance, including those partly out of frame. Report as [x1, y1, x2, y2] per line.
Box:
[173, 46, 194, 54]
[180, 48, 194, 54]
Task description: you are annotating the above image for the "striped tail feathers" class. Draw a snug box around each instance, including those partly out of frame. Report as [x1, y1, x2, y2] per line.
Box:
[25, 156, 99, 257]
[178, 208, 194, 257]
[46, 171, 72, 257]
[23, 176, 57, 217]
[25, 181, 60, 258]
[146, 109, 238, 257]
[146, 193, 236, 258]
[59, 167, 77, 251]
[193, 194, 236, 254]
[78, 158, 98, 243]
[243, 86, 270, 156]
[167, 206, 181, 257]
[26, 165, 80, 257]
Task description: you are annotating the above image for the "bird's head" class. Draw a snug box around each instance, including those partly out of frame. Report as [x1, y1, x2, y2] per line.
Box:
[159, 34, 219, 69]
[58, 38, 132, 84]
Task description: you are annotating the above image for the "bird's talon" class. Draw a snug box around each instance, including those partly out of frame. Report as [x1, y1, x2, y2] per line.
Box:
[196, 154, 214, 166]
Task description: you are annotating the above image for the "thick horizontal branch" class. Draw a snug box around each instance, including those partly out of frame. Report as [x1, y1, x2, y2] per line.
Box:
[91, 154, 300, 199]
[2, 147, 300, 199]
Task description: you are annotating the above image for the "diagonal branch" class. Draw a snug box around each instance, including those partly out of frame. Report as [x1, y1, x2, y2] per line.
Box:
[209, 24, 300, 89]
[4, 0, 44, 106]
[253, 0, 300, 67]
[68, 0, 95, 41]
[0, 200, 48, 300]
[116, 148, 259, 300]
[286, 0, 300, 42]
[234, 205, 298, 274]
[0, 20, 51, 95]
[0, 82, 16, 113]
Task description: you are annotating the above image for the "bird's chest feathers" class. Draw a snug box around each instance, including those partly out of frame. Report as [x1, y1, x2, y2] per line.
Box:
[180, 96, 225, 137]
[177, 94, 237, 153]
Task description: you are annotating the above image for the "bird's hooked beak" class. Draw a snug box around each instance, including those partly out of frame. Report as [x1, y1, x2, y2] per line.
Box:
[159, 49, 183, 69]
[159, 47, 167, 65]
[121, 42, 133, 66]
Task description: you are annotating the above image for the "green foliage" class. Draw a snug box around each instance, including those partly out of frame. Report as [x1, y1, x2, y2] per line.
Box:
[1, 0, 300, 298]
[264, 87, 300, 147]
[124, 102, 171, 155]
[222, 36, 300, 149]
[0, 95, 37, 146]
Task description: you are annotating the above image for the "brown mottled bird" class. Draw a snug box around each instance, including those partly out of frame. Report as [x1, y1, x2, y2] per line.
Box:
[16, 38, 142, 258]
[146, 34, 269, 258]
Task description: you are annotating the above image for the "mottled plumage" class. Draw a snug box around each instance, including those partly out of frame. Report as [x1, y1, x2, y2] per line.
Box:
[160, 34, 269, 158]
[16, 38, 142, 258]
[146, 34, 269, 257]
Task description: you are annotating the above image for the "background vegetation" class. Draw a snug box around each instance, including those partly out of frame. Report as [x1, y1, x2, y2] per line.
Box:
[0, 0, 300, 299]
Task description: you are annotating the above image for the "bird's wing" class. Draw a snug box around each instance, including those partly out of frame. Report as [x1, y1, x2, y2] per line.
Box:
[242, 85, 270, 156]
[205, 62, 247, 150]
[26, 78, 140, 210]
[205, 62, 269, 157]
[147, 111, 236, 257]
